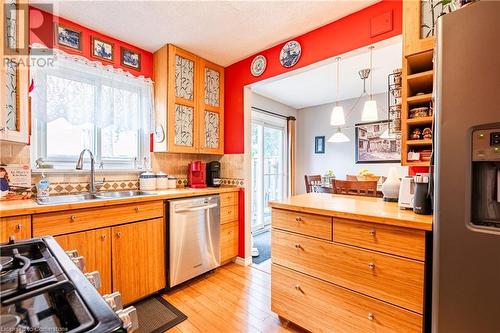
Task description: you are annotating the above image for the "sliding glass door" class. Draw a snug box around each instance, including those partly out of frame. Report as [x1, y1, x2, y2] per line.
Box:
[251, 115, 287, 232]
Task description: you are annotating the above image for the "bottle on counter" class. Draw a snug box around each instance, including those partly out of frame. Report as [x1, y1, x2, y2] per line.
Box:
[36, 172, 50, 199]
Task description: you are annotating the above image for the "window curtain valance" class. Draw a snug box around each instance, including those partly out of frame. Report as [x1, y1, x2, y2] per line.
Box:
[30, 43, 154, 132]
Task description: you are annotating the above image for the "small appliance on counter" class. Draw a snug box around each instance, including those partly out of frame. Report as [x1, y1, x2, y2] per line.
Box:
[381, 167, 400, 202]
[398, 176, 415, 209]
[413, 175, 432, 215]
[187, 161, 206, 188]
[206, 161, 221, 187]
[0, 237, 138, 332]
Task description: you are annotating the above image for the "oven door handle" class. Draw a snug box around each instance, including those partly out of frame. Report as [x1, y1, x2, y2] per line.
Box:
[176, 203, 218, 213]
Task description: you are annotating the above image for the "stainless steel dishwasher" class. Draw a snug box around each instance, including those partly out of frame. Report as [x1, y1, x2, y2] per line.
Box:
[168, 195, 220, 288]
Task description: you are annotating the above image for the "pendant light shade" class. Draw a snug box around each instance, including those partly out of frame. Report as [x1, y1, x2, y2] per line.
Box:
[361, 46, 378, 122]
[330, 57, 345, 126]
[328, 128, 350, 143]
[330, 106, 345, 126]
[362, 99, 378, 121]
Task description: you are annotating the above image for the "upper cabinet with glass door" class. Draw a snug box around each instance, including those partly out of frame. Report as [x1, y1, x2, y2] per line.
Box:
[153, 44, 224, 154]
[1, 0, 30, 144]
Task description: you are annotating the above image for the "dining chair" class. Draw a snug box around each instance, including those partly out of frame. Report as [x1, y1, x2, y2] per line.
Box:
[331, 179, 378, 197]
[304, 175, 322, 193]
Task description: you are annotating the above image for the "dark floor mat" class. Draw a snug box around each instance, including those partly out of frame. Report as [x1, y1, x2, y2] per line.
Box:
[133, 294, 187, 333]
[252, 231, 271, 264]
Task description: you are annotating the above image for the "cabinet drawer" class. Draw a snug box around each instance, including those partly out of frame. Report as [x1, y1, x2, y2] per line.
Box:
[33, 201, 164, 237]
[220, 205, 238, 224]
[272, 230, 424, 313]
[272, 209, 332, 240]
[272, 264, 423, 333]
[220, 192, 238, 207]
[333, 219, 426, 261]
[221, 221, 238, 262]
[1, 216, 32, 243]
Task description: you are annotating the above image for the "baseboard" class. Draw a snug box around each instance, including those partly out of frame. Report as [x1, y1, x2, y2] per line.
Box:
[234, 256, 252, 266]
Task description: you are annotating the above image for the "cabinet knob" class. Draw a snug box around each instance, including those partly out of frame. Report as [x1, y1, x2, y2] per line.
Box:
[16, 224, 22, 230]
[101, 235, 107, 240]
[70, 215, 77, 222]
[135, 207, 140, 213]
[367, 313, 374, 321]
[294, 284, 304, 293]
[369, 229, 376, 236]
[295, 217, 302, 222]
[294, 243, 302, 249]
[368, 262, 376, 270]
[116, 232, 122, 238]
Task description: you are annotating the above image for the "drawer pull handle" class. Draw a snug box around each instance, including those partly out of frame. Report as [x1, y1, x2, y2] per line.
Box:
[295, 217, 302, 223]
[135, 207, 140, 213]
[116, 232, 122, 238]
[16, 224, 22, 230]
[70, 215, 77, 222]
[368, 262, 376, 270]
[368, 313, 374, 321]
[294, 243, 302, 249]
[294, 284, 304, 293]
[369, 229, 376, 236]
[101, 235, 107, 240]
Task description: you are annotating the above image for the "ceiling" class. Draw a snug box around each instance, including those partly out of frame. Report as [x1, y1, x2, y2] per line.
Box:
[251, 36, 402, 109]
[33, 0, 379, 66]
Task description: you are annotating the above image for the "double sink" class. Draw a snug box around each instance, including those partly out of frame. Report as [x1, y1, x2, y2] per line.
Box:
[36, 191, 155, 205]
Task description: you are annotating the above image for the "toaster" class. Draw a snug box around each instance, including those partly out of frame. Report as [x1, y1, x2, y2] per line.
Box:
[398, 176, 415, 210]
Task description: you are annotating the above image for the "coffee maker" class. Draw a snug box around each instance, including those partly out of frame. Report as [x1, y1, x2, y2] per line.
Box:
[187, 161, 207, 188]
[206, 161, 221, 187]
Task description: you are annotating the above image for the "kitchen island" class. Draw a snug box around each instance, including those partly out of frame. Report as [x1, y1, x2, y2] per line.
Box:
[269, 193, 432, 333]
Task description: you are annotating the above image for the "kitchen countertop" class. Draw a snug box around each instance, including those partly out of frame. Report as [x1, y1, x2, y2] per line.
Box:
[0, 187, 240, 217]
[269, 193, 433, 231]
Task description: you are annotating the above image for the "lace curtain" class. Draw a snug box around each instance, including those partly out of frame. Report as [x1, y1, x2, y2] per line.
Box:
[30, 45, 153, 132]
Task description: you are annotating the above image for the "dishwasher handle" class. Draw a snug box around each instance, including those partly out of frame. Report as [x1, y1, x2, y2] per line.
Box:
[175, 203, 218, 213]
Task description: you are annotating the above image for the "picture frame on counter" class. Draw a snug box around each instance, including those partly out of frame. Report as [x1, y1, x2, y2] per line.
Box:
[315, 136, 325, 154]
[91, 36, 114, 62]
[121, 47, 141, 70]
[54, 24, 82, 51]
[355, 120, 401, 163]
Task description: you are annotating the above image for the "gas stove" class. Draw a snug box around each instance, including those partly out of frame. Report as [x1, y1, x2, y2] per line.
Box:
[0, 237, 137, 333]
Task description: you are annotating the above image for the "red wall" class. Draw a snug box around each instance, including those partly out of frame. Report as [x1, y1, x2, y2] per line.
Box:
[29, 7, 153, 78]
[224, 0, 402, 154]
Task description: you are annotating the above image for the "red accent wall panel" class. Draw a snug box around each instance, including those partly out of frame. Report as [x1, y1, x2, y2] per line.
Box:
[224, 0, 402, 154]
[29, 7, 153, 78]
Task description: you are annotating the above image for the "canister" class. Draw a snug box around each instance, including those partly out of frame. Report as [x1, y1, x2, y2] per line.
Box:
[156, 172, 168, 190]
[139, 172, 156, 191]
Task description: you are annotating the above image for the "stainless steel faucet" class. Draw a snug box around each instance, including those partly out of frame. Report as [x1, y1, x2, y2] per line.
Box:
[76, 149, 97, 194]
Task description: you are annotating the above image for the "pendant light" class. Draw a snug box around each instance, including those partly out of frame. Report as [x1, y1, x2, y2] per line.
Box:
[362, 46, 378, 122]
[330, 57, 345, 126]
[328, 128, 350, 143]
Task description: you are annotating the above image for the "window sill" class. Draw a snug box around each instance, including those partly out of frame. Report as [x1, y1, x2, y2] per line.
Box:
[31, 169, 145, 175]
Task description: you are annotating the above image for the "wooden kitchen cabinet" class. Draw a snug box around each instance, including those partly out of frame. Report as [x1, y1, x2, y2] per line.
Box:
[220, 221, 238, 263]
[55, 228, 112, 294]
[111, 218, 166, 304]
[153, 44, 224, 154]
[0, 215, 31, 243]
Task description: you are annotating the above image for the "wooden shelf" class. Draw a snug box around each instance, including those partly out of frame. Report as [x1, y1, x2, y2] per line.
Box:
[405, 160, 431, 167]
[407, 116, 433, 126]
[407, 93, 432, 107]
[406, 50, 434, 74]
[406, 139, 432, 146]
[407, 70, 433, 90]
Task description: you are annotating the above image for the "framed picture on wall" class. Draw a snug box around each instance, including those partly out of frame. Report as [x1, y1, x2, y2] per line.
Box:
[120, 47, 141, 70]
[355, 120, 401, 163]
[91, 37, 114, 62]
[54, 24, 82, 51]
[315, 136, 325, 154]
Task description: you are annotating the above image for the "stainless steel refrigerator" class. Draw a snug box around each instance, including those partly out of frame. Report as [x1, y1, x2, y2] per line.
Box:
[433, 2, 500, 332]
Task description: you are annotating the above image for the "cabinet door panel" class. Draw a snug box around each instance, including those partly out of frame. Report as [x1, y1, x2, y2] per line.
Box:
[174, 104, 194, 146]
[55, 228, 112, 294]
[112, 218, 166, 304]
[175, 54, 195, 101]
[0, 216, 31, 243]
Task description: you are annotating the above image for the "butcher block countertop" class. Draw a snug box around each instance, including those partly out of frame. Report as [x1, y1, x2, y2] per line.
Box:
[269, 193, 433, 231]
[0, 187, 240, 217]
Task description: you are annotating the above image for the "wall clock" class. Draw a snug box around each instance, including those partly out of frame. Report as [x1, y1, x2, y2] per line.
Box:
[155, 124, 165, 143]
[251, 55, 266, 77]
[280, 40, 301, 68]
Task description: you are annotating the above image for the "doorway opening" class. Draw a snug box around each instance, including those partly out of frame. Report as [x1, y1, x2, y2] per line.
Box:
[251, 108, 288, 268]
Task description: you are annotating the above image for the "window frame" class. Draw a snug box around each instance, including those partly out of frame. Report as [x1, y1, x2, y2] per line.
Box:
[31, 64, 150, 170]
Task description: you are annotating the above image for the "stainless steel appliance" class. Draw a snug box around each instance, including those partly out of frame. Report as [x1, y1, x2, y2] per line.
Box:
[0, 237, 138, 332]
[168, 195, 220, 288]
[433, 2, 500, 332]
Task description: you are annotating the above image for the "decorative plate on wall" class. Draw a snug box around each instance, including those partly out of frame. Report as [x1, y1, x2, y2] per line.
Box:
[251, 55, 267, 77]
[280, 40, 301, 68]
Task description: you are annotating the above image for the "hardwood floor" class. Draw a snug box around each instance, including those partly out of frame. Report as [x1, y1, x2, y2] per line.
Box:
[163, 261, 307, 333]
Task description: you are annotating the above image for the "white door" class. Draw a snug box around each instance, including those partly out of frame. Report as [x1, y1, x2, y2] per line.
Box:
[251, 112, 287, 232]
